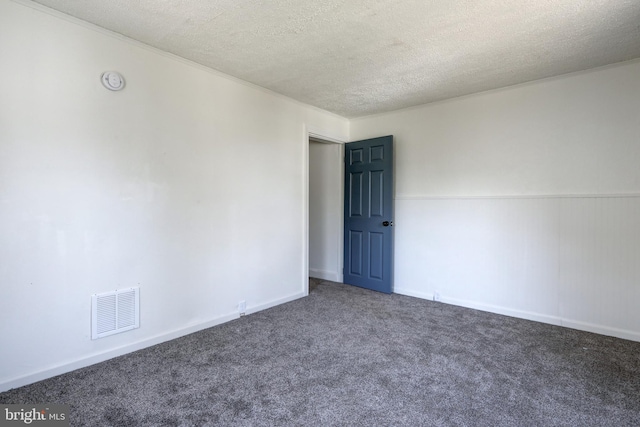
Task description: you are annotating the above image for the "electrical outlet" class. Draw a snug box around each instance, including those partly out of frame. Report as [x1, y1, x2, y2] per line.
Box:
[238, 300, 246, 316]
[434, 292, 441, 302]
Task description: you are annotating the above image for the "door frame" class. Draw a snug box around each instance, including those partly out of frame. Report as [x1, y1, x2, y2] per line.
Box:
[303, 126, 346, 296]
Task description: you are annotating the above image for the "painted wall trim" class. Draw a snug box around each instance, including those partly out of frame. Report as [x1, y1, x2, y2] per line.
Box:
[243, 291, 305, 316]
[395, 193, 640, 201]
[561, 319, 640, 343]
[302, 126, 310, 297]
[437, 295, 564, 327]
[0, 291, 304, 393]
[393, 287, 434, 301]
[0, 313, 232, 392]
[307, 127, 347, 145]
[393, 288, 640, 342]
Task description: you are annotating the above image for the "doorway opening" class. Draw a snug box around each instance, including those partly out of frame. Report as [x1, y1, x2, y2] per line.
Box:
[306, 135, 344, 295]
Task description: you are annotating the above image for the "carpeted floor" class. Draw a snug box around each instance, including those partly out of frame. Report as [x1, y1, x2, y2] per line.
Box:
[2, 280, 639, 426]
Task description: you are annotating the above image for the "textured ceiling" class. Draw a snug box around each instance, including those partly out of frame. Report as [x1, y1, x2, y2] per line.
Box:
[32, 0, 640, 118]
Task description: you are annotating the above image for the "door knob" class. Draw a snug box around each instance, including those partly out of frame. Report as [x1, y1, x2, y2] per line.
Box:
[382, 221, 393, 227]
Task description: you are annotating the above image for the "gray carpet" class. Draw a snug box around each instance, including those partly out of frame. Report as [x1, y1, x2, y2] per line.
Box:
[2, 280, 639, 426]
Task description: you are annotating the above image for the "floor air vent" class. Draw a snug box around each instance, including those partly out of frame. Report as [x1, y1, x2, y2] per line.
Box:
[91, 287, 139, 340]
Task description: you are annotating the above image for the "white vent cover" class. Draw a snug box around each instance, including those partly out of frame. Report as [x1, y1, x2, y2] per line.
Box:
[91, 287, 139, 340]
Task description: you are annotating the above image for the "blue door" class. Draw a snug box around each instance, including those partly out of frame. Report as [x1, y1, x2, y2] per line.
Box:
[343, 136, 394, 294]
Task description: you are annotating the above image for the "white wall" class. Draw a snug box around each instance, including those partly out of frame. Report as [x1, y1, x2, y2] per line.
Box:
[0, 0, 348, 391]
[351, 59, 640, 341]
[308, 141, 343, 282]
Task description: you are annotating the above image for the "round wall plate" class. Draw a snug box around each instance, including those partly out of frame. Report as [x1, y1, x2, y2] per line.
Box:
[101, 71, 125, 91]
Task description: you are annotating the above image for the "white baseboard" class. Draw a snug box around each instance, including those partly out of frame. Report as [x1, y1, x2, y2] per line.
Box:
[560, 319, 640, 342]
[394, 288, 640, 342]
[0, 291, 305, 393]
[393, 287, 434, 301]
[5, 288, 636, 393]
[440, 295, 564, 327]
[309, 268, 340, 282]
[245, 291, 305, 316]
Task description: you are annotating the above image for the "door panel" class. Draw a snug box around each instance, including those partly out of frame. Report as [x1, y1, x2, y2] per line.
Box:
[343, 136, 393, 293]
[349, 172, 363, 217]
[369, 232, 384, 279]
[349, 230, 363, 276]
[370, 170, 384, 217]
